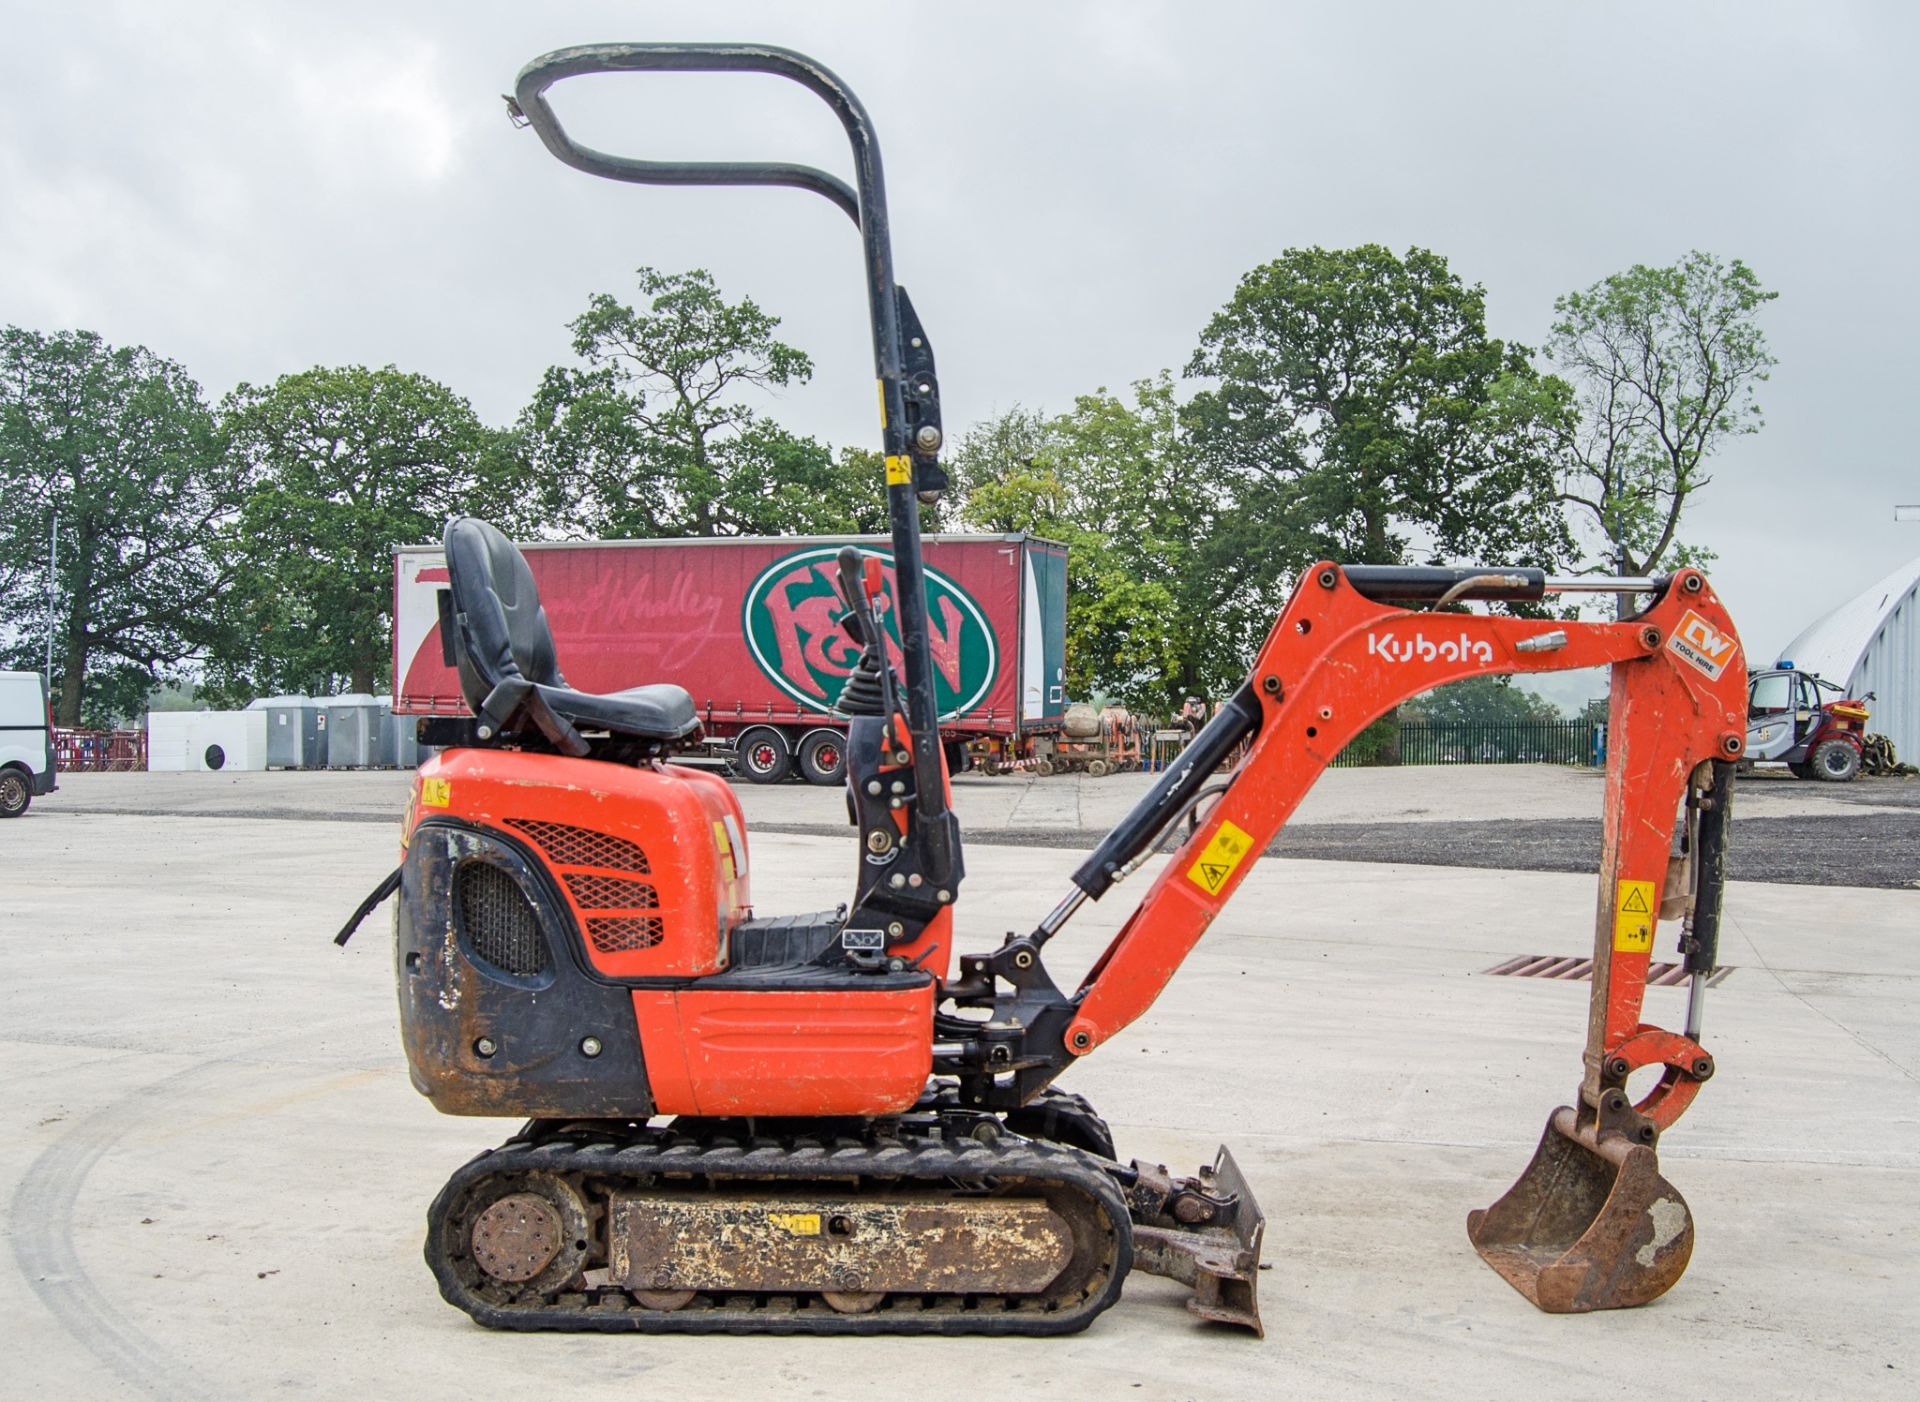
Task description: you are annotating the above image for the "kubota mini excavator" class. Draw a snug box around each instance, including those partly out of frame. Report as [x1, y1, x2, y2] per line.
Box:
[340, 42, 1749, 1337]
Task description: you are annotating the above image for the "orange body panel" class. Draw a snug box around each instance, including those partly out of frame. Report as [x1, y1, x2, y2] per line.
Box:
[411, 749, 750, 979]
[632, 983, 934, 1117]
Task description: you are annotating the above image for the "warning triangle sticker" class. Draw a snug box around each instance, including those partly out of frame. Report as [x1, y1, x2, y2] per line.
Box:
[1620, 887, 1650, 914]
[1198, 863, 1230, 892]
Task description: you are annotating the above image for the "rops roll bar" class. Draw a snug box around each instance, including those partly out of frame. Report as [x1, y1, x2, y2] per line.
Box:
[510, 44, 957, 876]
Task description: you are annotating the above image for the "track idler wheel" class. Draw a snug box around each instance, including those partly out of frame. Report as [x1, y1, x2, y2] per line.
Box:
[1468, 1106, 1693, 1313]
[463, 1173, 591, 1294]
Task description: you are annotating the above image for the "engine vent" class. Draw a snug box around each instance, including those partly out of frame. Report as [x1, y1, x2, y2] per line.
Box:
[456, 861, 550, 977]
[564, 872, 660, 910]
[587, 915, 665, 953]
[505, 818, 651, 873]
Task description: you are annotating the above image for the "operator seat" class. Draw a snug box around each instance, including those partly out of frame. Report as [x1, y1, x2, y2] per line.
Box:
[441, 516, 699, 757]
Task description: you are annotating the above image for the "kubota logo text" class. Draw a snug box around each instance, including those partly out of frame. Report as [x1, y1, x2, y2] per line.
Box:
[742, 547, 997, 719]
[1365, 630, 1495, 664]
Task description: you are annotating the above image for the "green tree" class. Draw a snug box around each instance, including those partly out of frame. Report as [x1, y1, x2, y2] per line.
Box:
[521, 267, 864, 538]
[0, 327, 236, 726]
[1186, 245, 1577, 755]
[1187, 245, 1575, 577]
[952, 386, 1197, 713]
[209, 366, 509, 698]
[1549, 251, 1776, 604]
[1409, 675, 1568, 727]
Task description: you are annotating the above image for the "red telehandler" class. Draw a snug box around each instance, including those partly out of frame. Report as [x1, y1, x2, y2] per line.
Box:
[340, 42, 1749, 1337]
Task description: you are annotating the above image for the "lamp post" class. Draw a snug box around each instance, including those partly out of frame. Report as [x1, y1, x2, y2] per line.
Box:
[44, 510, 58, 692]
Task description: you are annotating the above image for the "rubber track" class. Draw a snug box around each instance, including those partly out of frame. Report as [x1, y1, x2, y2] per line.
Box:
[425, 1124, 1134, 1335]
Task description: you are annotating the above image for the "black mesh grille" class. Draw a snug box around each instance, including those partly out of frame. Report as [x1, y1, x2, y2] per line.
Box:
[456, 861, 550, 977]
[587, 915, 665, 953]
[563, 872, 660, 910]
[505, 818, 650, 873]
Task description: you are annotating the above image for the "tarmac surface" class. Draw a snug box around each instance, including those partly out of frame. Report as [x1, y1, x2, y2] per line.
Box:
[4, 769, 1916, 1399]
[45, 763, 1920, 888]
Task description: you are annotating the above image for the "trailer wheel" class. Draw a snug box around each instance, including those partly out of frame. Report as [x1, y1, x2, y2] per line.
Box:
[735, 726, 794, 784]
[942, 739, 973, 776]
[1034, 759, 1055, 778]
[1809, 736, 1861, 782]
[1087, 759, 1109, 778]
[797, 729, 847, 786]
[0, 767, 30, 818]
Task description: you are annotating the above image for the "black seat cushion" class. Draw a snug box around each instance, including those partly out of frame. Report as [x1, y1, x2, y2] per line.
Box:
[531, 681, 698, 741]
[442, 517, 699, 746]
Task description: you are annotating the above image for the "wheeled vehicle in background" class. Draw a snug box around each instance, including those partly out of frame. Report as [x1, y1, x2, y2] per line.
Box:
[0, 671, 58, 818]
[1744, 662, 1871, 781]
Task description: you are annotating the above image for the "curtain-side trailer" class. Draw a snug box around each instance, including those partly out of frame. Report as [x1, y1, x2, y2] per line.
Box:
[392, 533, 1068, 783]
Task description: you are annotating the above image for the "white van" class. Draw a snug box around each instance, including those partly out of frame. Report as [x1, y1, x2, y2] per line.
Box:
[0, 671, 58, 817]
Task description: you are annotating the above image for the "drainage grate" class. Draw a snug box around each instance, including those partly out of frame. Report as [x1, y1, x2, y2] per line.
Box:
[1482, 955, 1734, 987]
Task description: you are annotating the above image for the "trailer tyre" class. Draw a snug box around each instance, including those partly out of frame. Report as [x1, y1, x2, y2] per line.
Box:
[1809, 736, 1861, 782]
[735, 726, 794, 785]
[0, 767, 30, 818]
[942, 739, 973, 776]
[797, 729, 847, 786]
[1087, 759, 1109, 778]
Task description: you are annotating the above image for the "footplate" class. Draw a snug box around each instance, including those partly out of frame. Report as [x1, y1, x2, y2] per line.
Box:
[1469, 1106, 1694, 1313]
[1126, 1146, 1267, 1336]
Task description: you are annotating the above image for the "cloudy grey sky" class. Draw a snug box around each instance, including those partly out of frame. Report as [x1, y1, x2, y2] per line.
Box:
[5, 1, 1916, 685]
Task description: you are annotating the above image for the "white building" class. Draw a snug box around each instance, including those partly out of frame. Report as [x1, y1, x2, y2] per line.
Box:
[1774, 555, 1920, 758]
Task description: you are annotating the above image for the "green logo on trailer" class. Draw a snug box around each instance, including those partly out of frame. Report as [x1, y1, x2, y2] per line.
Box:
[742, 547, 997, 719]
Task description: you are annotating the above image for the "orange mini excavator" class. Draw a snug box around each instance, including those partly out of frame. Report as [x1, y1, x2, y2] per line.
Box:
[338, 43, 1749, 1337]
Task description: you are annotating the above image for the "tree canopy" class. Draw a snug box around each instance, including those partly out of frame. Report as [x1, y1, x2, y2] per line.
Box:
[520, 266, 883, 538]
[0, 244, 1775, 732]
[0, 328, 236, 725]
[1549, 251, 1775, 590]
[208, 365, 506, 698]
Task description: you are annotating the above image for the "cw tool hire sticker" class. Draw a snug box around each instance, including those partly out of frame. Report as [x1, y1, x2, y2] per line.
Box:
[1188, 820, 1255, 895]
[1667, 609, 1736, 680]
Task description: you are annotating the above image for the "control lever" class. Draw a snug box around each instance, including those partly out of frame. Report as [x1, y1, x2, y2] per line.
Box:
[837, 547, 901, 733]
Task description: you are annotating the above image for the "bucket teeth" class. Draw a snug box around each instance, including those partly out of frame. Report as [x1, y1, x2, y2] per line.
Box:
[1469, 1106, 1694, 1313]
[1127, 1146, 1267, 1336]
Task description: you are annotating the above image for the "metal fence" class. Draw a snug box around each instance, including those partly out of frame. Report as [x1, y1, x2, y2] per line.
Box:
[1332, 719, 1594, 768]
[54, 728, 148, 771]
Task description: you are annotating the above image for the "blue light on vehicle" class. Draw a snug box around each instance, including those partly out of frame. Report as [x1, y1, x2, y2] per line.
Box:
[1777, 659, 1794, 669]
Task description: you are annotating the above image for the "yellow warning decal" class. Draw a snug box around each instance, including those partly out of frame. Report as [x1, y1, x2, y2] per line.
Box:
[713, 820, 736, 883]
[885, 454, 913, 486]
[1613, 879, 1655, 953]
[420, 776, 451, 808]
[1187, 819, 1255, 896]
[767, 1212, 822, 1236]
[876, 379, 888, 429]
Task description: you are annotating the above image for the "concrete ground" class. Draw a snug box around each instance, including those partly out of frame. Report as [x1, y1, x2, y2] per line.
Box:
[3, 781, 1916, 1401]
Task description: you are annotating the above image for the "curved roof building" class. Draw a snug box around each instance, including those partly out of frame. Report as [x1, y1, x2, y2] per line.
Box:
[1775, 555, 1920, 757]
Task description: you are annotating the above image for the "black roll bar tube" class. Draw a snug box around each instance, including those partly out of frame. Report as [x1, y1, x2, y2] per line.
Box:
[511, 44, 956, 874]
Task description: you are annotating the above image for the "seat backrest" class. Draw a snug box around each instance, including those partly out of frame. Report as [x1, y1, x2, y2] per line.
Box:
[442, 517, 563, 714]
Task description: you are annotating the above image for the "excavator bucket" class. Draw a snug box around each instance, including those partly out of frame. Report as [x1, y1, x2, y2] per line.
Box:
[1468, 1106, 1694, 1313]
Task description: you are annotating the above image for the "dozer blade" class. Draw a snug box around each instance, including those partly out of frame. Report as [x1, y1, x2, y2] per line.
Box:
[1468, 1106, 1693, 1313]
[1129, 1146, 1267, 1336]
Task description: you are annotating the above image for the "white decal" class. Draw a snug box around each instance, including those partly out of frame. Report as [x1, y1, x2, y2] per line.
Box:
[1667, 610, 1735, 680]
[1365, 630, 1494, 665]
